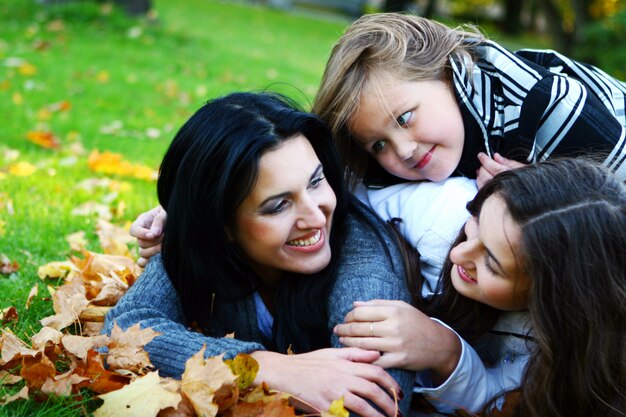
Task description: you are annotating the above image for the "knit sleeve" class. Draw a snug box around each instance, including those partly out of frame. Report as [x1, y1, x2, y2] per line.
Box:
[103, 255, 266, 378]
[327, 202, 415, 415]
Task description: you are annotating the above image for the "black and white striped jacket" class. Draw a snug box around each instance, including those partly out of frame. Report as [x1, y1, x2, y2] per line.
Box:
[451, 40, 626, 179]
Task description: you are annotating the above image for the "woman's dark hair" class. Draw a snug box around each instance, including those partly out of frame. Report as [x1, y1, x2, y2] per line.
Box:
[157, 91, 349, 353]
[428, 158, 625, 417]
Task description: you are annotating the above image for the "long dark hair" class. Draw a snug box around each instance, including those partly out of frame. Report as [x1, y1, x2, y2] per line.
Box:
[157, 92, 348, 353]
[428, 159, 626, 417]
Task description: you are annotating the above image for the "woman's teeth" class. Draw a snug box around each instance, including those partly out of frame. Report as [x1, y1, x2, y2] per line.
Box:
[288, 230, 321, 247]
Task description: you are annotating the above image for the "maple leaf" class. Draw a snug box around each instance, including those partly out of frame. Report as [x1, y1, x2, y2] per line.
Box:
[30, 327, 63, 350]
[0, 370, 22, 385]
[82, 321, 106, 337]
[39, 277, 89, 330]
[40, 369, 89, 396]
[76, 349, 131, 394]
[21, 352, 57, 390]
[0, 254, 19, 275]
[71, 201, 112, 221]
[88, 149, 157, 181]
[1, 329, 39, 365]
[72, 250, 141, 286]
[224, 353, 259, 390]
[106, 323, 160, 374]
[66, 231, 88, 252]
[93, 371, 182, 417]
[62, 334, 109, 362]
[0, 386, 28, 405]
[157, 396, 195, 417]
[180, 346, 238, 417]
[25, 131, 61, 149]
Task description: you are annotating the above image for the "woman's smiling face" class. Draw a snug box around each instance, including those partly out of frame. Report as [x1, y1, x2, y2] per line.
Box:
[449, 195, 531, 311]
[230, 134, 337, 286]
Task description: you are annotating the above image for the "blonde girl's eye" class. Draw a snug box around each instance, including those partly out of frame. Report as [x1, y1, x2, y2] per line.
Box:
[372, 140, 386, 153]
[396, 111, 412, 127]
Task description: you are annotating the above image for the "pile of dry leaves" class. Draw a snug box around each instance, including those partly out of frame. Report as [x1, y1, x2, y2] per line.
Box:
[0, 225, 349, 417]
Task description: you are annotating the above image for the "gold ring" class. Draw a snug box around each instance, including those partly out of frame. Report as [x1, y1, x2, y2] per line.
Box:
[370, 322, 374, 337]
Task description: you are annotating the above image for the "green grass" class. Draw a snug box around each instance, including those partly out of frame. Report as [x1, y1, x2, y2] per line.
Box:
[0, 1, 549, 415]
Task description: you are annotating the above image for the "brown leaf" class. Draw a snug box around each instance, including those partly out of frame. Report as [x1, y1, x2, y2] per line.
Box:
[1, 329, 39, 364]
[93, 372, 182, 417]
[76, 349, 130, 394]
[0, 254, 19, 275]
[39, 277, 89, 330]
[30, 327, 63, 350]
[96, 219, 134, 257]
[181, 346, 238, 417]
[0, 306, 18, 326]
[106, 323, 160, 374]
[157, 396, 195, 417]
[66, 231, 88, 252]
[21, 352, 57, 390]
[0, 370, 22, 385]
[40, 370, 89, 396]
[62, 334, 109, 361]
[81, 321, 106, 337]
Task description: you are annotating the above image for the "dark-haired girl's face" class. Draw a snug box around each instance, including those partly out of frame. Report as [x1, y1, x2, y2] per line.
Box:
[449, 195, 530, 310]
[229, 134, 337, 286]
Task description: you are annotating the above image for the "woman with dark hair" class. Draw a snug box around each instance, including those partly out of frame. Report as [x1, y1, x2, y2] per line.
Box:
[335, 159, 626, 417]
[104, 92, 415, 417]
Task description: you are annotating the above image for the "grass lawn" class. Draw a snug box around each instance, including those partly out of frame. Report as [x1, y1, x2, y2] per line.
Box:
[0, 1, 549, 415]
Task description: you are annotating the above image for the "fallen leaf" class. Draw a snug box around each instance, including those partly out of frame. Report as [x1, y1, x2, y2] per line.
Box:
[25, 284, 38, 309]
[0, 385, 28, 405]
[0, 254, 19, 274]
[37, 260, 78, 280]
[8, 161, 36, 177]
[106, 323, 159, 374]
[40, 370, 89, 396]
[21, 352, 56, 390]
[39, 277, 89, 330]
[62, 334, 109, 362]
[225, 354, 258, 390]
[71, 201, 112, 221]
[93, 372, 182, 417]
[26, 130, 60, 149]
[322, 397, 349, 417]
[97, 219, 133, 256]
[76, 349, 130, 394]
[1, 329, 39, 364]
[157, 396, 195, 417]
[0, 370, 22, 385]
[30, 327, 63, 350]
[82, 321, 105, 337]
[0, 306, 18, 326]
[180, 346, 238, 417]
[66, 231, 88, 252]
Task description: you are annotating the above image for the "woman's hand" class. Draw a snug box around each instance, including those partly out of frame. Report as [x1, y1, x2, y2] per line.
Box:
[129, 205, 167, 267]
[334, 300, 461, 385]
[251, 348, 401, 417]
[476, 152, 526, 189]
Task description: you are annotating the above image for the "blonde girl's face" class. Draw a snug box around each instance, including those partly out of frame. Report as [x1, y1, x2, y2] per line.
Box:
[350, 78, 465, 182]
[449, 195, 531, 311]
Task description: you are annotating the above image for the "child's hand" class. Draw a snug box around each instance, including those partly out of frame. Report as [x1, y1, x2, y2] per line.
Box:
[476, 152, 526, 188]
[334, 300, 461, 384]
[129, 205, 167, 267]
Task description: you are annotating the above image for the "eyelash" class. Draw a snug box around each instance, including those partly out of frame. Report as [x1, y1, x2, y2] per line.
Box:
[396, 111, 412, 127]
[265, 175, 325, 215]
[483, 256, 497, 275]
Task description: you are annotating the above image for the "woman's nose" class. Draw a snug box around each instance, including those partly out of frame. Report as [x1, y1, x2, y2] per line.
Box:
[449, 238, 479, 270]
[296, 197, 327, 230]
[392, 134, 417, 161]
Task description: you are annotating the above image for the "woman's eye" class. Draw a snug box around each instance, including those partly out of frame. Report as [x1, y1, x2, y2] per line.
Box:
[310, 175, 325, 189]
[372, 140, 386, 153]
[265, 200, 288, 215]
[396, 111, 412, 127]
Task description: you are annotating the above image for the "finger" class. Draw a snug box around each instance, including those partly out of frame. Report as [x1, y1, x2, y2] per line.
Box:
[339, 336, 388, 353]
[150, 208, 167, 236]
[345, 306, 394, 324]
[477, 152, 507, 175]
[336, 320, 386, 338]
[343, 393, 386, 417]
[136, 235, 162, 249]
[353, 299, 406, 308]
[138, 244, 162, 259]
[475, 166, 493, 189]
[331, 347, 380, 363]
[493, 152, 525, 169]
[130, 219, 152, 239]
[348, 370, 399, 417]
[137, 257, 148, 268]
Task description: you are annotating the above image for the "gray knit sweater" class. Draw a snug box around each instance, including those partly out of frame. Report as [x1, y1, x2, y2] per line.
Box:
[104, 203, 414, 413]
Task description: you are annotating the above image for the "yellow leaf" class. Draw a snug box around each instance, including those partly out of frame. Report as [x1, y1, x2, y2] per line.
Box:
[18, 62, 37, 76]
[97, 70, 109, 83]
[8, 162, 36, 177]
[26, 130, 60, 149]
[323, 397, 349, 417]
[37, 260, 78, 280]
[94, 372, 182, 417]
[106, 323, 160, 374]
[12, 92, 23, 105]
[66, 231, 88, 252]
[224, 353, 259, 390]
[181, 346, 238, 417]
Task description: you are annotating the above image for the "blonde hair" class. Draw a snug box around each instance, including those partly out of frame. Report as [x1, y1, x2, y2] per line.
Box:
[313, 13, 484, 187]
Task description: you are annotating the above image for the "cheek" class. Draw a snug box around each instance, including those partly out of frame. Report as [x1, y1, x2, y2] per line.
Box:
[235, 218, 284, 249]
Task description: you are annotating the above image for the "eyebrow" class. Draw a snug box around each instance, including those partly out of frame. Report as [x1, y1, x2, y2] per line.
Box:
[258, 164, 323, 207]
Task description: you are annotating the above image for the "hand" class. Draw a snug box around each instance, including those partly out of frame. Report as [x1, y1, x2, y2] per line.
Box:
[129, 205, 167, 267]
[334, 300, 461, 384]
[251, 348, 401, 417]
[476, 152, 526, 189]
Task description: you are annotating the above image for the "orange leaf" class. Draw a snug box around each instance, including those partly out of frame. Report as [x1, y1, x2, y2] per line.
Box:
[40, 370, 89, 396]
[1, 306, 18, 326]
[39, 277, 89, 331]
[0, 386, 28, 405]
[76, 349, 130, 394]
[26, 131, 60, 149]
[21, 352, 56, 390]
